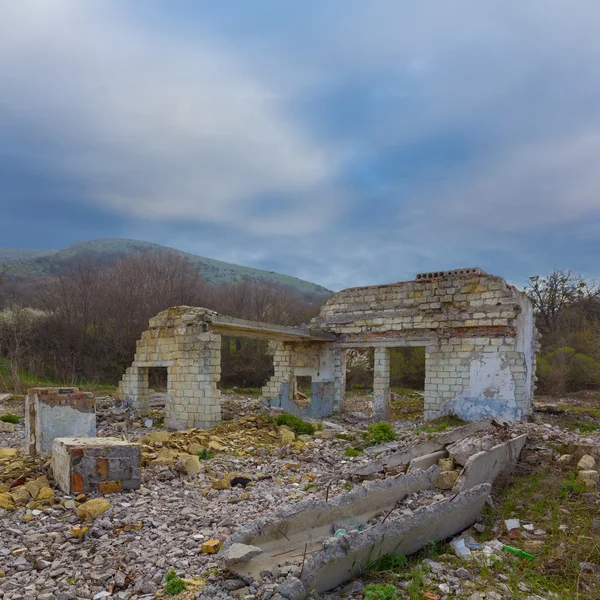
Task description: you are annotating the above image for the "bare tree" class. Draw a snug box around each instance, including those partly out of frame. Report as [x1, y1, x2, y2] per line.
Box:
[525, 270, 589, 335]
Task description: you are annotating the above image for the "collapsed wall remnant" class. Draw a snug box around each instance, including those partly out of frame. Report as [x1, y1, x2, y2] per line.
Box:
[25, 387, 96, 455]
[118, 269, 537, 427]
[52, 437, 141, 495]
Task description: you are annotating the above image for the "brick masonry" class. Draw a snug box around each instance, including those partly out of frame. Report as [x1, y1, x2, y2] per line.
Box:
[118, 307, 222, 429]
[119, 270, 537, 425]
[309, 270, 537, 421]
[52, 437, 141, 495]
[25, 387, 96, 456]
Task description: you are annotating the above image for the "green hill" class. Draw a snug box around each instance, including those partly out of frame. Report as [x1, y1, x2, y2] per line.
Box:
[0, 238, 331, 298]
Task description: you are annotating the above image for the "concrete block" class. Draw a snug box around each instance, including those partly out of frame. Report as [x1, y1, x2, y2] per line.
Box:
[25, 388, 96, 456]
[52, 437, 141, 494]
[452, 434, 527, 493]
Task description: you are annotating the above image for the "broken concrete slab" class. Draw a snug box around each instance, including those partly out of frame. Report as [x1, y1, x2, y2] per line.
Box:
[222, 467, 439, 581]
[52, 437, 141, 494]
[300, 483, 491, 593]
[25, 388, 96, 455]
[452, 434, 527, 493]
[355, 419, 492, 478]
[447, 433, 498, 466]
[408, 450, 448, 473]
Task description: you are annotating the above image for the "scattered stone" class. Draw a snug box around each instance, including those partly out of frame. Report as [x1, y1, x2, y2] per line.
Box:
[578, 470, 599, 491]
[279, 427, 296, 446]
[183, 455, 202, 475]
[0, 491, 16, 510]
[277, 576, 306, 600]
[76, 498, 111, 521]
[577, 455, 596, 470]
[456, 567, 471, 579]
[438, 457, 455, 471]
[0, 421, 16, 433]
[342, 580, 365, 595]
[222, 543, 263, 566]
[202, 539, 222, 553]
[557, 454, 573, 465]
[436, 470, 459, 489]
[36, 486, 55, 504]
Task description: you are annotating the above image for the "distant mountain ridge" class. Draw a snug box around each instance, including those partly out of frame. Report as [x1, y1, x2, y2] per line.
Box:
[0, 238, 331, 298]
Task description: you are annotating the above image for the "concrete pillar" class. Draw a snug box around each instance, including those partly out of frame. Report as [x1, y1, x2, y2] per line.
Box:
[130, 367, 150, 417]
[372, 348, 390, 421]
[332, 348, 346, 413]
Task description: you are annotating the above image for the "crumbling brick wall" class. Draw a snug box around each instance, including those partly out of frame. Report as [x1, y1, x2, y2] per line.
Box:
[310, 268, 537, 420]
[118, 306, 222, 429]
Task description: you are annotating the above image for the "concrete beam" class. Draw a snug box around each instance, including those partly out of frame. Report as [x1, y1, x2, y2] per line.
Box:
[209, 315, 337, 342]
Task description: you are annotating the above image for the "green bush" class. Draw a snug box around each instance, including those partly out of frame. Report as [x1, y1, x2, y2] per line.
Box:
[275, 413, 315, 435]
[366, 421, 396, 444]
[364, 583, 399, 600]
[0, 413, 19, 424]
[196, 448, 214, 460]
[164, 569, 186, 595]
[537, 347, 600, 394]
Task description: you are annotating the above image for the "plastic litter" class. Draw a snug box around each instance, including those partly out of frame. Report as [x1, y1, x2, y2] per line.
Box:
[503, 545, 535, 560]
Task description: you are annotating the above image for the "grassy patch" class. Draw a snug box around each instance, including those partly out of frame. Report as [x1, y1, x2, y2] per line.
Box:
[275, 413, 315, 435]
[344, 447, 364, 457]
[0, 413, 19, 424]
[475, 467, 600, 598]
[363, 584, 399, 600]
[574, 421, 600, 434]
[196, 448, 214, 460]
[414, 414, 465, 434]
[164, 569, 186, 595]
[221, 387, 263, 397]
[389, 390, 424, 422]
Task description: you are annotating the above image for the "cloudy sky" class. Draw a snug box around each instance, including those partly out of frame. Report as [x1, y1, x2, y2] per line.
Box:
[1, 1, 600, 291]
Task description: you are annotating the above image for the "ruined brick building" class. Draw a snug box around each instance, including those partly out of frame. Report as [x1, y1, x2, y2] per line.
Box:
[118, 268, 537, 428]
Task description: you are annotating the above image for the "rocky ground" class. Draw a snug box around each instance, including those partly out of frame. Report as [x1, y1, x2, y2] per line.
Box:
[1, 391, 599, 600]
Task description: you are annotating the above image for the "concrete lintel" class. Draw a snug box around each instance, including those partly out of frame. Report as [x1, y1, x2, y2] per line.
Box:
[133, 361, 175, 368]
[333, 337, 433, 349]
[209, 315, 337, 342]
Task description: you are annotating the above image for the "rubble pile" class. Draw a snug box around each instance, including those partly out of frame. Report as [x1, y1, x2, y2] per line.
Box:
[1, 390, 599, 599]
[140, 415, 287, 466]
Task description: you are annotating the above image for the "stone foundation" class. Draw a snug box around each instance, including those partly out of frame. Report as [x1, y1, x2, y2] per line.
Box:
[52, 437, 141, 495]
[25, 387, 96, 456]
